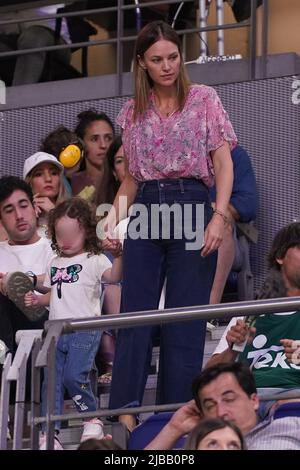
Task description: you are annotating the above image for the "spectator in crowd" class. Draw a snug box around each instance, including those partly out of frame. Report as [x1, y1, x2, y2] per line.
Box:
[205, 222, 300, 418]
[71, 109, 114, 200]
[104, 20, 236, 432]
[24, 197, 122, 448]
[92, 135, 125, 208]
[77, 437, 122, 450]
[41, 125, 85, 195]
[0, 176, 53, 380]
[209, 144, 258, 304]
[106, 136, 126, 184]
[23, 151, 69, 237]
[146, 362, 300, 450]
[0, 4, 71, 86]
[184, 417, 246, 450]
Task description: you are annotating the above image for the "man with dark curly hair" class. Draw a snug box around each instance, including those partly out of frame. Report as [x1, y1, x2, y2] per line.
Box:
[205, 222, 300, 419]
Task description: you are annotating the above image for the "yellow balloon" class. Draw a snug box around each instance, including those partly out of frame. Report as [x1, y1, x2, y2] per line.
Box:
[59, 144, 81, 168]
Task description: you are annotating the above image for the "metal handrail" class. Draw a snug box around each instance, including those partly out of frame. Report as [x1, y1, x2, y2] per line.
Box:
[35, 296, 300, 370]
[0, 1, 194, 27]
[249, 0, 258, 80]
[45, 295, 300, 334]
[0, 354, 12, 450]
[34, 402, 185, 425]
[0, 21, 250, 59]
[0, 0, 268, 88]
[0, 331, 43, 450]
[31, 295, 300, 449]
[33, 390, 300, 426]
[261, 0, 269, 78]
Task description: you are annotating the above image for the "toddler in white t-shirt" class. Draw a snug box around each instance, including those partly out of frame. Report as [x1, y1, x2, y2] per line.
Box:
[24, 197, 122, 448]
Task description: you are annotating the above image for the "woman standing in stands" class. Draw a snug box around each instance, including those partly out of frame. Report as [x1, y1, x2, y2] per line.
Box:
[71, 109, 114, 200]
[105, 21, 236, 431]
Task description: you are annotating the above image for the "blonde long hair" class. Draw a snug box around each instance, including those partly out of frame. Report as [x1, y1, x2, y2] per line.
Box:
[133, 21, 190, 121]
[25, 167, 69, 205]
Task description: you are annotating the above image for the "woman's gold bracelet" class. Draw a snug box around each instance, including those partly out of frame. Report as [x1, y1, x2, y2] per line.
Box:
[213, 209, 229, 225]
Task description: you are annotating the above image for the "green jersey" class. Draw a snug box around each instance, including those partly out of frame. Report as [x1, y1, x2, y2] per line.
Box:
[239, 312, 300, 388]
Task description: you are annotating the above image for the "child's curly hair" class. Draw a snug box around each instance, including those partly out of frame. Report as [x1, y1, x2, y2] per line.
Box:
[47, 197, 102, 256]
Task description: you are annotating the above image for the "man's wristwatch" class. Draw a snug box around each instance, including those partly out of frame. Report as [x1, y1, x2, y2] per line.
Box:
[26, 271, 37, 288]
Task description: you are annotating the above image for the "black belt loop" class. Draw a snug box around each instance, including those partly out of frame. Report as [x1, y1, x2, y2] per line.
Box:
[179, 179, 184, 194]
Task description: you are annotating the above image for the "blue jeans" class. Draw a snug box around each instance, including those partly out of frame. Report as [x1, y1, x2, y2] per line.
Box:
[41, 330, 101, 430]
[109, 178, 217, 409]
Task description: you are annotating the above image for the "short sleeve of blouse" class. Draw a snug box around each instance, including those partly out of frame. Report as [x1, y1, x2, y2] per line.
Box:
[116, 99, 135, 130]
[205, 87, 237, 153]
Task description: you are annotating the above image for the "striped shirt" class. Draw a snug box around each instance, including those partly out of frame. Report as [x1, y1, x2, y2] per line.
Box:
[246, 416, 300, 450]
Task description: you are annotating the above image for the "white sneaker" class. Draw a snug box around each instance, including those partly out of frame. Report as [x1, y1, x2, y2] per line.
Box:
[81, 418, 104, 442]
[39, 433, 64, 450]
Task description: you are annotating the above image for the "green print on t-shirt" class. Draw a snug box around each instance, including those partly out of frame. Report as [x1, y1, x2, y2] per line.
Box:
[50, 264, 82, 299]
[238, 312, 300, 388]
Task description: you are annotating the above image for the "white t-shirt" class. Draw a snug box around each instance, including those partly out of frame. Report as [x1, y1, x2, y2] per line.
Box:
[44, 252, 111, 320]
[0, 237, 54, 276]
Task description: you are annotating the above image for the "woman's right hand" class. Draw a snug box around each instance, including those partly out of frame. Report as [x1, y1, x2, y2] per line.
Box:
[201, 215, 225, 257]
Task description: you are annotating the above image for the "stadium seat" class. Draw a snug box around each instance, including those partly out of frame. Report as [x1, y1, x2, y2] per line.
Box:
[273, 402, 300, 420]
[127, 412, 186, 450]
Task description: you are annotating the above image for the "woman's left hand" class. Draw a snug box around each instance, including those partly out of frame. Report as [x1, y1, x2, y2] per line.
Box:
[201, 215, 225, 257]
[102, 237, 123, 258]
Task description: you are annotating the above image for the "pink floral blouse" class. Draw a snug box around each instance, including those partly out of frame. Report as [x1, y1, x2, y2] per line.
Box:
[117, 84, 237, 186]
